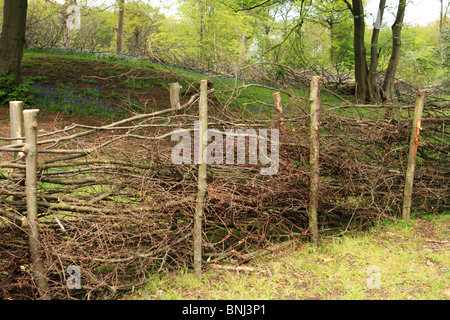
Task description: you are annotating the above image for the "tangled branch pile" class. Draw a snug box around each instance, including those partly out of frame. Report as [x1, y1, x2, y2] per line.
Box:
[0, 80, 448, 299]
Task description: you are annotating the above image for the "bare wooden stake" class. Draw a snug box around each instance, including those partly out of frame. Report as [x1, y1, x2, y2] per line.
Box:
[194, 79, 208, 277]
[170, 82, 181, 109]
[9, 101, 25, 226]
[23, 109, 50, 299]
[9, 101, 24, 160]
[273, 91, 282, 114]
[402, 91, 426, 222]
[308, 76, 321, 246]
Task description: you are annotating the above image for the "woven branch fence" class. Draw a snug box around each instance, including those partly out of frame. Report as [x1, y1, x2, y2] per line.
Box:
[0, 75, 448, 299]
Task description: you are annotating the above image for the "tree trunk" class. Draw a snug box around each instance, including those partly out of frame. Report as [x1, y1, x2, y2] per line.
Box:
[439, 0, 448, 66]
[382, 0, 406, 102]
[116, 0, 125, 54]
[0, 0, 28, 85]
[367, 0, 386, 102]
[198, 0, 207, 72]
[349, 0, 369, 101]
[327, 18, 338, 66]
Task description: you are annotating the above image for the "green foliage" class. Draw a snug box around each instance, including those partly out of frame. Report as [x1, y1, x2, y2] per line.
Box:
[26, 0, 63, 48]
[307, 0, 354, 69]
[70, 7, 117, 52]
[398, 22, 443, 86]
[0, 73, 32, 105]
[13, 0, 448, 93]
[152, 0, 253, 72]
[123, 1, 165, 56]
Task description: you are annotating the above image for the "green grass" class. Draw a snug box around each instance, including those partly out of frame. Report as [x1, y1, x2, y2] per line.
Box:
[19, 51, 154, 119]
[125, 214, 449, 300]
[21, 47, 347, 121]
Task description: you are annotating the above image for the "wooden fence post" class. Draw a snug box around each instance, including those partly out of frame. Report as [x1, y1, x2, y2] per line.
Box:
[23, 109, 50, 299]
[9, 101, 25, 226]
[9, 101, 24, 160]
[170, 82, 181, 110]
[194, 79, 208, 277]
[273, 91, 282, 114]
[402, 91, 426, 222]
[308, 76, 321, 245]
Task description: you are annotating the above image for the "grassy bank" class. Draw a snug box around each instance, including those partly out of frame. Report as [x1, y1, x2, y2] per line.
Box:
[13, 48, 344, 121]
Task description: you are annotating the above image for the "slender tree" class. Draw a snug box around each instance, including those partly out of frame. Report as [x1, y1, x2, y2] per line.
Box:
[116, 0, 125, 54]
[382, 0, 406, 102]
[0, 0, 28, 85]
[439, 0, 449, 66]
[367, 0, 386, 102]
[343, 0, 369, 101]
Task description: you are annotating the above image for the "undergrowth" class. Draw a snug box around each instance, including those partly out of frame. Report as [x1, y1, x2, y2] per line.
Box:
[126, 214, 449, 300]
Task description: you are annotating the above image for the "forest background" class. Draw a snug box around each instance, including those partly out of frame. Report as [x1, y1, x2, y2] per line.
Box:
[10, 0, 449, 95]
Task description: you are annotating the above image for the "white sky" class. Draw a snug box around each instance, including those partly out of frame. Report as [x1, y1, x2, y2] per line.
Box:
[55, 0, 444, 26]
[366, 0, 443, 26]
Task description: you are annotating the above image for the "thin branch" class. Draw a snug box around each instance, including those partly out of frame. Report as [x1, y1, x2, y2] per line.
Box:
[343, 0, 354, 15]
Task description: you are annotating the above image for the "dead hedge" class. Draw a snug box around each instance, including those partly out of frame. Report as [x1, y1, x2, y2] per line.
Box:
[0, 75, 448, 299]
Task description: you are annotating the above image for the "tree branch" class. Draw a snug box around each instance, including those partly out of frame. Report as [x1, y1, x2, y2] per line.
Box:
[228, 0, 274, 12]
[343, 0, 354, 15]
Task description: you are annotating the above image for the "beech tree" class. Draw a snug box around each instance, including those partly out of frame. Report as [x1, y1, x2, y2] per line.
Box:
[0, 0, 28, 85]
